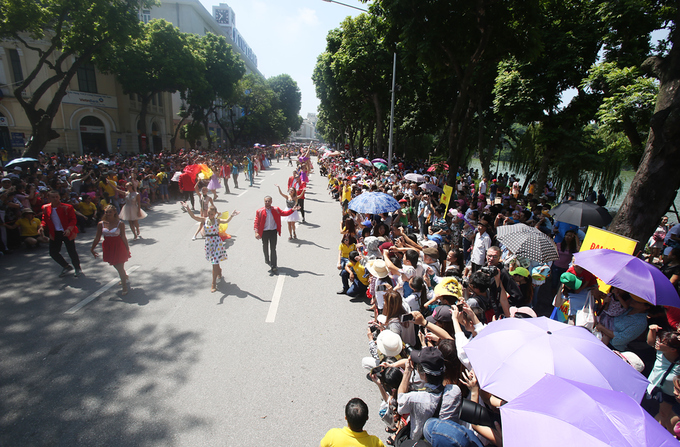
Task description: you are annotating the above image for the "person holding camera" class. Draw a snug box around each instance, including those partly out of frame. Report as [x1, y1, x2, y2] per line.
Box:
[396, 347, 462, 442]
[483, 246, 525, 316]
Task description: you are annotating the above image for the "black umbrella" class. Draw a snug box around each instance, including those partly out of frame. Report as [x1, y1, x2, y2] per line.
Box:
[496, 224, 559, 263]
[549, 200, 612, 228]
[5, 157, 38, 169]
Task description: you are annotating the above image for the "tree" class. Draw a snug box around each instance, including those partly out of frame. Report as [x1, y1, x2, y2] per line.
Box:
[268, 74, 303, 135]
[217, 74, 286, 147]
[0, 0, 154, 156]
[112, 19, 203, 152]
[609, 3, 680, 247]
[372, 0, 541, 185]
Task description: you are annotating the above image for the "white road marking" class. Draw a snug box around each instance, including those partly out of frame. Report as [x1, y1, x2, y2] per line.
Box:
[265, 274, 286, 323]
[270, 172, 276, 176]
[238, 190, 248, 197]
[64, 265, 141, 314]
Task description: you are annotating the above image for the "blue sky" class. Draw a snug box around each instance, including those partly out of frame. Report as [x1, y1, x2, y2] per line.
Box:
[199, 0, 368, 118]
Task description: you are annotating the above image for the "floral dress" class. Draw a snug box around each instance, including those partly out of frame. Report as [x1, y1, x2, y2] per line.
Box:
[204, 219, 227, 264]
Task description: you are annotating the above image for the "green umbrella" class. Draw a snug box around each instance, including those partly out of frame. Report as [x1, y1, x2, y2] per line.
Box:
[374, 162, 388, 171]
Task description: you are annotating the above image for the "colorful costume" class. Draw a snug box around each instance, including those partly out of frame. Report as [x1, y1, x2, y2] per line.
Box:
[102, 221, 130, 265]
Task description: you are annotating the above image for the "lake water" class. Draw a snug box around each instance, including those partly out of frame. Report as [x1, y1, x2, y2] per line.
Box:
[467, 159, 680, 220]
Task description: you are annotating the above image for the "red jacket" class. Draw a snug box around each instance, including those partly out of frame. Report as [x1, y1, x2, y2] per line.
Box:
[179, 172, 195, 192]
[288, 176, 307, 199]
[254, 206, 294, 237]
[41, 202, 79, 240]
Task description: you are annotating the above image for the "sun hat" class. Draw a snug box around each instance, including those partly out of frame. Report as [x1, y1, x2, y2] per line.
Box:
[21, 208, 34, 214]
[509, 267, 530, 278]
[509, 306, 537, 318]
[434, 277, 463, 299]
[376, 330, 403, 357]
[422, 247, 439, 259]
[560, 272, 583, 291]
[367, 259, 389, 279]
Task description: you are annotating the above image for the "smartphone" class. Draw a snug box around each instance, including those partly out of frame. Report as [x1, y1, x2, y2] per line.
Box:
[401, 314, 414, 322]
[376, 285, 387, 292]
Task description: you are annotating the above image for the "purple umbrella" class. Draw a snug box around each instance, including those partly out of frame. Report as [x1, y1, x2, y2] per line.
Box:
[501, 375, 677, 447]
[420, 183, 444, 194]
[464, 317, 649, 403]
[371, 158, 387, 164]
[573, 249, 680, 308]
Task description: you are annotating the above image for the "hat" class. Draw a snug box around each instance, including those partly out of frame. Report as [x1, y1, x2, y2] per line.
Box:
[410, 347, 445, 376]
[364, 236, 381, 258]
[13, 166, 22, 171]
[367, 259, 389, 279]
[560, 272, 583, 291]
[422, 247, 439, 259]
[614, 351, 645, 373]
[362, 220, 372, 228]
[492, 179, 497, 183]
[1, 177, 11, 182]
[21, 208, 34, 214]
[433, 277, 463, 299]
[376, 330, 403, 357]
[426, 305, 454, 325]
[509, 267, 530, 277]
[509, 306, 537, 318]
[399, 198, 408, 203]
[379, 241, 393, 252]
[427, 234, 444, 245]
[421, 239, 438, 249]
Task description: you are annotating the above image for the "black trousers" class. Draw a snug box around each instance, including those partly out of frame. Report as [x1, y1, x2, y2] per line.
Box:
[262, 230, 277, 268]
[49, 231, 80, 269]
[183, 190, 195, 208]
[298, 198, 305, 220]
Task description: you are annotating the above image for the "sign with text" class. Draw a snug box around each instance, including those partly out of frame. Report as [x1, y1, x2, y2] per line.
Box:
[0, 116, 8, 127]
[580, 226, 638, 292]
[10, 132, 24, 147]
[62, 91, 118, 109]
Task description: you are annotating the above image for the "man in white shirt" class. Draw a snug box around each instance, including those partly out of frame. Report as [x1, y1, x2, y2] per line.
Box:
[470, 220, 491, 273]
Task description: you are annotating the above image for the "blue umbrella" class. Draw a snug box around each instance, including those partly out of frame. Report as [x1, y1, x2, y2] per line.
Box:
[348, 192, 401, 215]
[5, 157, 38, 169]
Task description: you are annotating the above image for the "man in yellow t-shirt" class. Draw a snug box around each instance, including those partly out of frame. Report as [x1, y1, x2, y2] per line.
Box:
[340, 250, 369, 296]
[320, 398, 384, 447]
[9, 208, 49, 247]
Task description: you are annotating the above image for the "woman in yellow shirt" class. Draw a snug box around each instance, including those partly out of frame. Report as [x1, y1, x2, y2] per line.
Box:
[337, 234, 357, 271]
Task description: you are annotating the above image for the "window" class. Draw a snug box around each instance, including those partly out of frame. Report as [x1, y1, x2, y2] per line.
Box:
[8, 49, 23, 84]
[140, 9, 151, 24]
[77, 63, 97, 93]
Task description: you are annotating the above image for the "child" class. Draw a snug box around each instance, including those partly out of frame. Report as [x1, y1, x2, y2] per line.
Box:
[599, 288, 631, 345]
[647, 325, 680, 432]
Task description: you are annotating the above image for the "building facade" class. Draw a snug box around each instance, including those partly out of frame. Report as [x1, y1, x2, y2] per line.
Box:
[291, 113, 318, 143]
[0, 40, 173, 155]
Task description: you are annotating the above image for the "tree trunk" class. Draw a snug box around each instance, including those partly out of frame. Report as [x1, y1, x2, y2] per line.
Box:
[138, 95, 152, 153]
[610, 68, 680, 248]
[372, 93, 385, 156]
[534, 149, 552, 199]
[171, 114, 189, 152]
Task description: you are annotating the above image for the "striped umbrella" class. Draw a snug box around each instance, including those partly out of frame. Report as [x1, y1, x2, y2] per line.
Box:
[356, 157, 373, 167]
[496, 223, 559, 263]
[348, 192, 401, 215]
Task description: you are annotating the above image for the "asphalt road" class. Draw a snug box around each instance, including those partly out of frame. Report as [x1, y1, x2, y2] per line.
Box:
[0, 159, 385, 446]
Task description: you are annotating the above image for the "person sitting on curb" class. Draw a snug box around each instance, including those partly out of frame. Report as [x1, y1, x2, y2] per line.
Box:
[319, 397, 385, 447]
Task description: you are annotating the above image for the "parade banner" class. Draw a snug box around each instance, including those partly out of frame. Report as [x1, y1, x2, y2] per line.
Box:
[440, 185, 453, 209]
[580, 226, 638, 292]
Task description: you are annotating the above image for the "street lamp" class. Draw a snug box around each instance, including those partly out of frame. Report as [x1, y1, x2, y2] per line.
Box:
[321, 0, 368, 13]
[322, 0, 397, 170]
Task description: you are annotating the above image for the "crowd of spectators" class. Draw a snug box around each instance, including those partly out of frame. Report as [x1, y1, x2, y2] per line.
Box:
[319, 154, 680, 445]
[0, 147, 289, 255]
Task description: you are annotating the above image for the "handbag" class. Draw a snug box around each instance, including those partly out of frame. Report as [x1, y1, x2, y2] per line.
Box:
[647, 359, 678, 402]
[575, 291, 596, 331]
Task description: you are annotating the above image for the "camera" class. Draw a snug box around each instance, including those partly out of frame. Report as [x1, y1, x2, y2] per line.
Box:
[376, 284, 387, 292]
[401, 313, 414, 322]
[480, 266, 499, 276]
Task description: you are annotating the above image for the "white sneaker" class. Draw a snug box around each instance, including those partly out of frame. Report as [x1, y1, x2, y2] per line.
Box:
[192, 236, 197, 241]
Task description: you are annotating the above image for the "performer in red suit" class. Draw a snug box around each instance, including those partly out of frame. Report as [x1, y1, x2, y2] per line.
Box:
[254, 196, 299, 273]
[42, 190, 82, 277]
[287, 170, 307, 223]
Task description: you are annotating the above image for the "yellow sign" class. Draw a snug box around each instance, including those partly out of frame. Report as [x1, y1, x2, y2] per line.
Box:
[580, 226, 638, 292]
[440, 185, 453, 209]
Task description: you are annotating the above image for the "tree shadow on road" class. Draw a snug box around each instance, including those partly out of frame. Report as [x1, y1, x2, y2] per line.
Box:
[0, 263, 210, 446]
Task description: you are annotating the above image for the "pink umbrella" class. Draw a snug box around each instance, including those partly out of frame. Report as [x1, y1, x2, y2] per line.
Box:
[464, 317, 649, 403]
[372, 158, 387, 164]
[427, 163, 449, 172]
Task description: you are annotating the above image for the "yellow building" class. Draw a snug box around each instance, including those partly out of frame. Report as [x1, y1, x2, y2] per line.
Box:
[0, 39, 173, 155]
